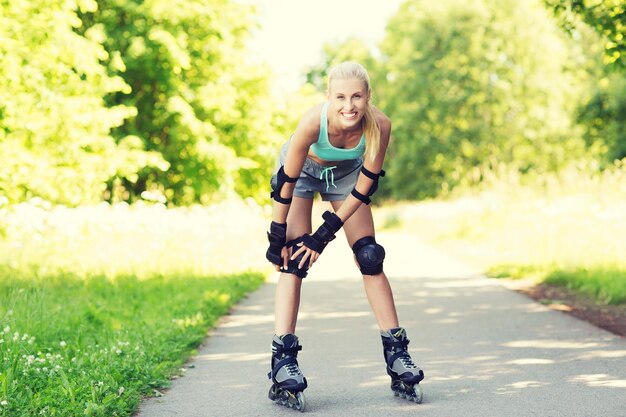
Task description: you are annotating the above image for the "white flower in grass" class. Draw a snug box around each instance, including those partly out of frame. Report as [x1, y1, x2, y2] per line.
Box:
[60, 341, 66, 348]
[1, 400, 7, 406]
[2, 326, 9, 334]
[118, 386, 125, 396]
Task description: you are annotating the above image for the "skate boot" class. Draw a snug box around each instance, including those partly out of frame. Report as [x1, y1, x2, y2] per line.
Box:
[381, 327, 424, 403]
[268, 334, 307, 412]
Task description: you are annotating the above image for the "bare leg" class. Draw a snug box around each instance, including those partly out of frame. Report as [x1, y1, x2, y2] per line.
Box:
[362, 272, 400, 331]
[330, 201, 424, 402]
[331, 201, 399, 332]
[274, 197, 313, 335]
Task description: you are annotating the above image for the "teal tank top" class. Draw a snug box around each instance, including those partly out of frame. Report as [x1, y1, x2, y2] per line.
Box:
[311, 102, 366, 161]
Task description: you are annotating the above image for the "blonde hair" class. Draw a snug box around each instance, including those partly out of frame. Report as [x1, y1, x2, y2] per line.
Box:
[328, 61, 380, 162]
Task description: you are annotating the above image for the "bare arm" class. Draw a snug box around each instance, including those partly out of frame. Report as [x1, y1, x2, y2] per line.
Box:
[266, 105, 322, 271]
[335, 109, 391, 222]
[271, 105, 322, 224]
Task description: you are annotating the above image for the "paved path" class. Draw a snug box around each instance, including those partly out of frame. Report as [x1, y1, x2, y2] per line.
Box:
[137, 232, 626, 417]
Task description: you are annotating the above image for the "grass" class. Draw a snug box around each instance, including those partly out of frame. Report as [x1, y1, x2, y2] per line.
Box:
[543, 268, 626, 305]
[0, 198, 270, 417]
[377, 162, 626, 305]
[488, 264, 626, 304]
[0, 271, 263, 417]
[0, 198, 270, 278]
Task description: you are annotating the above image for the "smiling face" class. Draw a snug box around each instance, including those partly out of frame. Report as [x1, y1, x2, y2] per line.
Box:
[327, 78, 370, 130]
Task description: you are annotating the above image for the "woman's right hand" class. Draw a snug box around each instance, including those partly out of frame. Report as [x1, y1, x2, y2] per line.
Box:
[275, 246, 291, 272]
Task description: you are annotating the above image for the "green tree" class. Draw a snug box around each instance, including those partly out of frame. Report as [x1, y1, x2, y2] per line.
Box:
[80, 0, 279, 205]
[0, 0, 162, 205]
[545, 0, 626, 67]
[578, 74, 626, 161]
[379, 0, 588, 199]
[543, 1, 626, 163]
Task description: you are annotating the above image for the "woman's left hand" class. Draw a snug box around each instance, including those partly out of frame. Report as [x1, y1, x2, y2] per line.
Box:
[291, 241, 321, 269]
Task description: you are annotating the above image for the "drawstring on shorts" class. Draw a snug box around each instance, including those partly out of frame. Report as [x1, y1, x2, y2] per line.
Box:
[320, 166, 337, 191]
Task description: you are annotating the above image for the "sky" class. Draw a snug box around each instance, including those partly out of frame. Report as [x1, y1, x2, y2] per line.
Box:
[245, 0, 404, 94]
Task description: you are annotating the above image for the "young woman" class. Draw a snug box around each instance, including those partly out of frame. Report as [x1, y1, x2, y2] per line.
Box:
[265, 61, 424, 411]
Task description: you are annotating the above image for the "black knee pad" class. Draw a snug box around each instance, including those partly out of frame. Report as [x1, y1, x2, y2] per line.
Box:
[352, 236, 385, 275]
[281, 237, 309, 278]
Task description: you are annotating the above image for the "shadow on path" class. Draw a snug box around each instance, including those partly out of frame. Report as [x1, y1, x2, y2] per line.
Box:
[137, 233, 626, 417]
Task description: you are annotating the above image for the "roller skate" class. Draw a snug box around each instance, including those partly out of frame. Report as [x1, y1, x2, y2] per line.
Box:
[268, 334, 307, 412]
[381, 327, 424, 403]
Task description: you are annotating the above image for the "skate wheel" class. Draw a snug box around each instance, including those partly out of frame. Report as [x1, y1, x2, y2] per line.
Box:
[295, 391, 306, 412]
[412, 385, 423, 404]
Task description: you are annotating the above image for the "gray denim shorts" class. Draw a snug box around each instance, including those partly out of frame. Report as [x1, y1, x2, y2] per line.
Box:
[271, 139, 363, 201]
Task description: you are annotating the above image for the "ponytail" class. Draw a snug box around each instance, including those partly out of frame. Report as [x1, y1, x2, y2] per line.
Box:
[363, 104, 380, 162]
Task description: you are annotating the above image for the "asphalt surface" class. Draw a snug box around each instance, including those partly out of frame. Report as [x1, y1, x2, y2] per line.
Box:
[136, 231, 626, 417]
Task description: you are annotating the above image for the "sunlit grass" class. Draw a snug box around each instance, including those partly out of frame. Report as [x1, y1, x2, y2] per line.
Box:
[0, 198, 270, 417]
[0, 198, 270, 278]
[378, 162, 626, 305]
[0, 271, 264, 417]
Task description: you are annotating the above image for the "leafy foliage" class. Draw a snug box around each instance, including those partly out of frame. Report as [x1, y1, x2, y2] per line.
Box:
[543, 5, 626, 165]
[79, 0, 279, 205]
[545, 0, 626, 67]
[1, 0, 623, 206]
[0, 0, 282, 206]
[377, 0, 589, 199]
[578, 74, 626, 161]
[0, 0, 163, 205]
